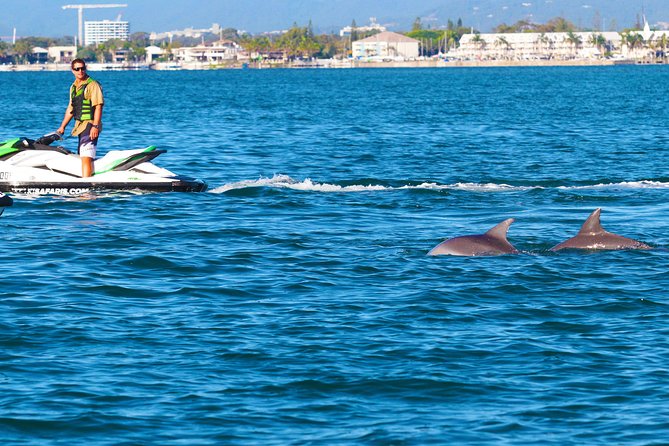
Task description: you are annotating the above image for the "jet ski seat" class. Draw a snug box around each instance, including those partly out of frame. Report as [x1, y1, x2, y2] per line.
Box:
[94, 147, 165, 174]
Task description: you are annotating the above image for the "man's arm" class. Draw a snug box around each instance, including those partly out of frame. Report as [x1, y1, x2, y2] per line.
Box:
[90, 104, 103, 139]
[57, 104, 73, 135]
[89, 82, 104, 139]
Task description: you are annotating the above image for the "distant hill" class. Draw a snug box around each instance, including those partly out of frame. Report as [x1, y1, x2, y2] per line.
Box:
[189, 0, 667, 34]
[414, 0, 665, 33]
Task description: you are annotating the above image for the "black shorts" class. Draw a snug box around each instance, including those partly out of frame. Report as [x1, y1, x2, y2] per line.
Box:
[78, 123, 98, 158]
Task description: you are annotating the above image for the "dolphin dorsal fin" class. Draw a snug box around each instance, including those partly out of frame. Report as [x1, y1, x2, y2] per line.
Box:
[578, 208, 605, 235]
[485, 218, 515, 240]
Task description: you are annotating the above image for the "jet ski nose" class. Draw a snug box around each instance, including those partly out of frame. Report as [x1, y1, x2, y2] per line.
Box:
[0, 193, 12, 214]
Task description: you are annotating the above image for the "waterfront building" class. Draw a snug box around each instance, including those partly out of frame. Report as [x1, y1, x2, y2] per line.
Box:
[171, 40, 243, 64]
[110, 48, 131, 63]
[145, 45, 166, 63]
[32, 47, 49, 63]
[48, 46, 77, 63]
[352, 31, 419, 60]
[456, 21, 669, 61]
[457, 31, 619, 60]
[85, 20, 129, 46]
[30, 45, 82, 64]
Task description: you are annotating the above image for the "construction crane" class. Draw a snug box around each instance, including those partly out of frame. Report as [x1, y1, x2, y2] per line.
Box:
[62, 4, 127, 47]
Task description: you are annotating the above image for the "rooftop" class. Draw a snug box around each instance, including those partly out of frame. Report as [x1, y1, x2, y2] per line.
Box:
[356, 31, 418, 44]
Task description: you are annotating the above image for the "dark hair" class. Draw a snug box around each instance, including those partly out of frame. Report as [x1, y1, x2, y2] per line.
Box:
[71, 58, 86, 69]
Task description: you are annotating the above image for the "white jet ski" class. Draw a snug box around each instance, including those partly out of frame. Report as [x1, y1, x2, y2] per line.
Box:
[0, 134, 207, 194]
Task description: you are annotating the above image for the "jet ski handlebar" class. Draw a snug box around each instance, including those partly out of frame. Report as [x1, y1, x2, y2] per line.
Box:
[18, 133, 71, 155]
[35, 132, 64, 146]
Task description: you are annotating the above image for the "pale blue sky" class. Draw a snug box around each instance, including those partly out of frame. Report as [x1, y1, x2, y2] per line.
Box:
[1, 0, 667, 39]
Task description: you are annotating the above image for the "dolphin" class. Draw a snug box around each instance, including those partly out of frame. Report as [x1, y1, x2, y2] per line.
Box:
[428, 218, 519, 256]
[550, 208, 651, 252]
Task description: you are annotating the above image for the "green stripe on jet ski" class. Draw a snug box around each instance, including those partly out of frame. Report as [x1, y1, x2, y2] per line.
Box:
[0, 138, 21, 158]
[94, 146, 158, 175]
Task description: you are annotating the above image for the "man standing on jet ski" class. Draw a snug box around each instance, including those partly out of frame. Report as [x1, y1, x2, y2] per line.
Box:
[56, 59, 104, 178]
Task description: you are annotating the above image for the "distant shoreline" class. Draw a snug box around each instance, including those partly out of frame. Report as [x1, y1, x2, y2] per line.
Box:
[0, 58, 662, 72]
[351, 59, 641, 68]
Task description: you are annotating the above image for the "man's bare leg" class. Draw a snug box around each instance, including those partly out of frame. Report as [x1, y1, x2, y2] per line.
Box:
[82, 157, 94, 177]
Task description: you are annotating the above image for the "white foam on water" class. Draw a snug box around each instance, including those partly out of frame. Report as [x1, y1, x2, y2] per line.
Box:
[444, 182, 537, 192]
[210, 175, 390, 193]
[558, 180, 669, 190]
[210, 176, 669, 194]
[210, 175, 539, 194]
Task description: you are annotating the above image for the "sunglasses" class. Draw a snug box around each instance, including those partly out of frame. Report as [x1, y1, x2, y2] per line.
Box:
[73, 66, 86, 72]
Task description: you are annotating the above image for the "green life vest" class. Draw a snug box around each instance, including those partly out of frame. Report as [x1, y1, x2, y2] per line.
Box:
[70, 77, 97, 121]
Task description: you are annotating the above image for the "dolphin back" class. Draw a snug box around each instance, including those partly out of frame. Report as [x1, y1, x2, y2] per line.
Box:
[577, 208, 605, 235]
[551, 208, 651, 251]
[429, 218, 518, 256]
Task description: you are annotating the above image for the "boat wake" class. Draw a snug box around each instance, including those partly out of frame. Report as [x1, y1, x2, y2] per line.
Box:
[210, 175, 669, 194]
[557, 180, 669, 190]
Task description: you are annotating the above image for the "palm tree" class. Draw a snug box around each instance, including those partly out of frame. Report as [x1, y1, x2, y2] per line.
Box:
[623, 32, 645, 59]
[240, 34, 257, 57]
[564, 31, 582, 58]
[257, 36, 272, 56]
[534, 33, 552, 58]
[160, 40, 180, 62]
[297, 36, 321, 60]
[588, 33, 607, 57]
[129, 44, 146, 62]
[95, 42, 109, 63]
[241, 34, 272, 61]
[471, 33, 486, 53]
[0, 41, 9, 61]
[495, 36, 511, 59]
[12, 39, 33, 64]
[444, 29, 457, 53]
[647, 33, 658, 61]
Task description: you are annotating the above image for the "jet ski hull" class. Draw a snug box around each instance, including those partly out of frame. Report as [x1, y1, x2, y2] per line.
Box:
[0, 177, 207, 194]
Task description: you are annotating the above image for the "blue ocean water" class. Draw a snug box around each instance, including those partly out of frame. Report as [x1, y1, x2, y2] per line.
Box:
[1, 66, 669, 444]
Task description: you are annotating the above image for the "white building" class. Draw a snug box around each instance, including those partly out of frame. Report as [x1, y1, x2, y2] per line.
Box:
[48, 46, 77, 63]
[340, 17, 386, 37]
[145, 45, 166, 63]
[85, 20, 129, 46]
[150, 24, 221, 42]
[352, 31, 419, 60]
[32, 47, 49, 63]
[456, 22, 669, 61]
[457, 31, 619, 60]
[171, 40, 242, 64]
